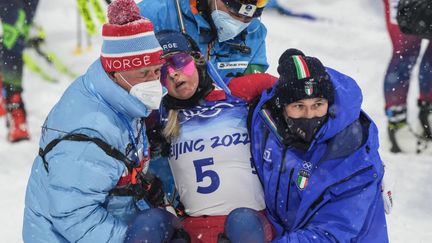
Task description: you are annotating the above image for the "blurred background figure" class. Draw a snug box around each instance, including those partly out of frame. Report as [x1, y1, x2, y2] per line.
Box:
[397, 0, 432, 39]
[382, 0, 432, 153]
[264, 0, 316, 20]
[0, 0, 39, 142]
[0, 71, 5, 116]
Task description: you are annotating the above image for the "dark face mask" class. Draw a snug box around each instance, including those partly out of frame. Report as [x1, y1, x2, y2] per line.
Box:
[285, 116, 327, 144]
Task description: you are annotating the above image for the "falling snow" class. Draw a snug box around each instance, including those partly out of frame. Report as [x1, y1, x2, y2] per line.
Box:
[0, 0, 431, 242]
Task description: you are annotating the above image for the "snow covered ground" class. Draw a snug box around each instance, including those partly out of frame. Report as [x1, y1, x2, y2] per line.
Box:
[1, 0, 431, 242]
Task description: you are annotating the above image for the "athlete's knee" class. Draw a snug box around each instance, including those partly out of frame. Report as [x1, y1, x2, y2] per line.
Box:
[225, 207, 266, 243]
[227, 207, 261, 224]
[125, 208, 180, 243]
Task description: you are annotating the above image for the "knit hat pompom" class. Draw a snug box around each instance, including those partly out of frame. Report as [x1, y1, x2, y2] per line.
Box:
[107, 0, 142, 25]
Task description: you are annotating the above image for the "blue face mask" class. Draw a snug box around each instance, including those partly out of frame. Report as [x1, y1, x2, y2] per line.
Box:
[211, 9, 250, 42]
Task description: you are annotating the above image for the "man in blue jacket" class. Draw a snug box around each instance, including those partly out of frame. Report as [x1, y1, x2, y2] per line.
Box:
[22, 0, 182, 242]
[138, 0, 269, 79]
[249, 49, 389, 242]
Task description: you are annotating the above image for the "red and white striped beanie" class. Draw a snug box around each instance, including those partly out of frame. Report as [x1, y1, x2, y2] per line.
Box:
[100, 0, 164, 72]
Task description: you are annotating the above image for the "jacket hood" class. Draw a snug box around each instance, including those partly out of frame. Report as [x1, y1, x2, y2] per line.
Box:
[85, 59, 152, 119]
[316, 67, 363, 142]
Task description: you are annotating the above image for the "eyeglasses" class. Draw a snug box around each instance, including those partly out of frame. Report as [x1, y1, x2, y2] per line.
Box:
[222, 0, 268, 18]
[161, 52, 195, 82]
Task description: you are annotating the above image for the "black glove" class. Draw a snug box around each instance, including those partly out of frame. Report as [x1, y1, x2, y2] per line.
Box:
[147, 126, 171, 157]
[133, 172, 165, 208]
[171, 228, 191, 243]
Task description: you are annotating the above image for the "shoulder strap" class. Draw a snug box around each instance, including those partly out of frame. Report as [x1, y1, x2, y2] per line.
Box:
[39, 133, 136, 173]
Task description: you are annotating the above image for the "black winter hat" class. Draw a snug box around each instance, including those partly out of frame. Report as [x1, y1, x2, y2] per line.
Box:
[273, 49, 334, 108]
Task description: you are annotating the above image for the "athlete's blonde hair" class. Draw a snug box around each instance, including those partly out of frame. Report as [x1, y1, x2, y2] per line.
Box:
[163, 109, 180, 140]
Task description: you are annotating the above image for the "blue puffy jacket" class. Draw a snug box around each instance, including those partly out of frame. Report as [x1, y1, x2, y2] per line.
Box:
[23, 60, 152, 242]
[137, 0, 268, 78]
[250, 68, 389, 242]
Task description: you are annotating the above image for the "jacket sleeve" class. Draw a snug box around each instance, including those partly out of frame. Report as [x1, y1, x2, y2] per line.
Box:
[138, 0, 177, 33]
[244, 23, 269, 74]
[228, 73, 278, 103]
[272, 168, 384, 243]
[248, 103, 271, 186]
[46, 141, 127, 243]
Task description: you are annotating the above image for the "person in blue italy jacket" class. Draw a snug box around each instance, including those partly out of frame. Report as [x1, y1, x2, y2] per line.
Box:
[140, 30, 278, 243]
[22, 1, 182, 242]
[249, 49, 389, 242]
[137, 0, 269, 79]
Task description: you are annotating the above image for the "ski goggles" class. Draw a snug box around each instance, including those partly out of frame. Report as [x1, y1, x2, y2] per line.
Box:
[222, 0, 268, 18]
[161, 52, 195, 82]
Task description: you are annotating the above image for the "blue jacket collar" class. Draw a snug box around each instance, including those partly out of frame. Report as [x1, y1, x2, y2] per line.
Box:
[84, 59, 151, 119]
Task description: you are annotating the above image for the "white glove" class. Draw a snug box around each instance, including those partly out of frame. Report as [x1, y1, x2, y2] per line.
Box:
[381, 163, 395, 215]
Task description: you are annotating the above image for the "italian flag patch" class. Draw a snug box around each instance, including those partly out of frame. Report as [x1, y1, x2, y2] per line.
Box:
[305, 84, 313, 96]
[297, 169, 310, 190]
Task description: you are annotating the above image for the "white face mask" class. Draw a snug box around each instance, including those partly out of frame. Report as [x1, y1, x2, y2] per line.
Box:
[211, 0, 251, 42]
[118, 73, 165, 110]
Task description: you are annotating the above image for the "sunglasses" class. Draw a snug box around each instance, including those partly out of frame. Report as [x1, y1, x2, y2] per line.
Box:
[222, 0, 268, 18]
[161, 52, 196, 82]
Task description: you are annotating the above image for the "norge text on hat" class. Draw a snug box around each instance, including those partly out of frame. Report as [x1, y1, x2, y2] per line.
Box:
[100, 0, 164, 72]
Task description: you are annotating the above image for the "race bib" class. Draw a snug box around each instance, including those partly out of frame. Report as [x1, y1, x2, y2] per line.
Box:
[168, 104, 265, 216]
